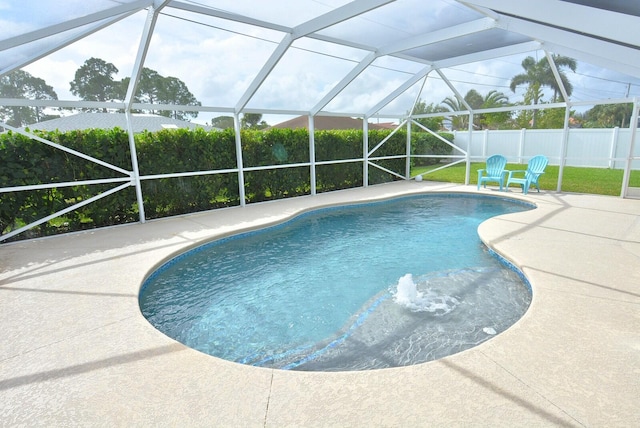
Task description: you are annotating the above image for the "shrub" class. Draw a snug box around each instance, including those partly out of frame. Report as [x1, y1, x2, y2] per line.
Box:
[1, 127, 444, 241]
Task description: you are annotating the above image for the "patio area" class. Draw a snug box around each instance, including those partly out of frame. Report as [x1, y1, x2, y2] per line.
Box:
[1, 180, 639, 426]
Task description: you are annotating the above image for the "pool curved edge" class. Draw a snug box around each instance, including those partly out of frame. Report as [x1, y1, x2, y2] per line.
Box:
[138, 188, 538, 371]
[139, 189, 537, 291]
[138, 190, 536, 294]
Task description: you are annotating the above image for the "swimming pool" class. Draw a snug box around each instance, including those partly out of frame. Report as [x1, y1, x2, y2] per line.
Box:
[140, 194, 534, 371]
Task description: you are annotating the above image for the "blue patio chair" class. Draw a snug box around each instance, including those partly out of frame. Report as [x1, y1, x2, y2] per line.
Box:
[477, 154, 508, 191]
[506, 155, 548, 195]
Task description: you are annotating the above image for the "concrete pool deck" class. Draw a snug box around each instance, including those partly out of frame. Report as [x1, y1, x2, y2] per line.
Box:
[1, 181, 639, 427]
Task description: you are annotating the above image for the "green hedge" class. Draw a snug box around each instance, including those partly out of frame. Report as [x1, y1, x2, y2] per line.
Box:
[0, 129, 136, 238]
[1, 127, 452, 240]
[411, 132, 453, 166]
[137, 128, 238, 217]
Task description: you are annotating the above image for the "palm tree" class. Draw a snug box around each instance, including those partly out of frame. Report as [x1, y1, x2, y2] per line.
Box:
[510, 54, 576, 127]
[479, 90, 510, 129]
[482, 90, 509, 108]
[511, 55, 576, 101]
[441, 89, 507, 130]
[544, 55, 576, 102]
[441, 89, 484, 130]
[510, 56, 545, 106]
[441, 95, 467, 130]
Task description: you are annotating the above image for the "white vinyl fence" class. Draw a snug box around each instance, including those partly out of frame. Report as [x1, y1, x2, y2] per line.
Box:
[452, 127, 640, 169]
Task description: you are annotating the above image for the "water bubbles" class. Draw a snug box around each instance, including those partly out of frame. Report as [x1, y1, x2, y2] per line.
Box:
[392, 273, 460, 315]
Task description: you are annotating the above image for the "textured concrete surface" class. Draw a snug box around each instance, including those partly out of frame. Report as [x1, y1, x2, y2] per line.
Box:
[1, 181, 639, 427]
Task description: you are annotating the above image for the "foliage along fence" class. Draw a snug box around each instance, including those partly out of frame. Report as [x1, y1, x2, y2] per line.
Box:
[0, 127, 453, 241]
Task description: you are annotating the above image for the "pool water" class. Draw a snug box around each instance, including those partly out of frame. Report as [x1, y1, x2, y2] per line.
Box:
[140, 194, 533, 371]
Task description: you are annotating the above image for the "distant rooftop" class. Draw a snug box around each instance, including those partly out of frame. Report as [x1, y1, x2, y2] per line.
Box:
[270, 116, 396, 130]
[18, 113, 216, 133]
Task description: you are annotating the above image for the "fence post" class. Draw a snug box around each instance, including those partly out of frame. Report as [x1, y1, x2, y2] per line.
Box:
[621, 99, 639, 197]
[482, 129, 488, 158]
[557, 107, 572, 192]
[465, 113, 473, 185]
[609, 127, 619, 169]
[405, 117, 412, 179]
[124, 110, 146, 223]
[518, 128, 526, 163]
[233, 113, 246, 206]
[309, 115, 316, 195]
[363, 119, 369, 187]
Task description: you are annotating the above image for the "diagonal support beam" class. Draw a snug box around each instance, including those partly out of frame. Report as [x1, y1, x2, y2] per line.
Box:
[1, 2, 148, 76]
[311, 52, 377, 116]
[292, 0, 395, 38]
[495, 15, 640, 78]
[366, 65, 433, 117]
[235, 0, 394, 113]
[432, 41, 540, 69]
[0, 0, 152, 51]
[459, 0, 640, 48]
[235, 33, 294, 112]
[123, 0, 171, 224]
[545, 50, 570, 102]
[1, 15, 132, 76]
[124, 0, 171, 105]
[377, 17, 496, 56]
[0, 122, 131, 176]
[437, 69, 472, 112]
[168, 0, 291, 33]
[542, 42, 640, 79]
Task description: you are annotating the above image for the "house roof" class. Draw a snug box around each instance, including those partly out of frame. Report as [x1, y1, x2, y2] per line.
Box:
[18, 113, 215, 133]
[270, 116, 393, 130]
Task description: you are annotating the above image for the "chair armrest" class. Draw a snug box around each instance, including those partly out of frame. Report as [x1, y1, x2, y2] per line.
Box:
[507, 169, 526, 179]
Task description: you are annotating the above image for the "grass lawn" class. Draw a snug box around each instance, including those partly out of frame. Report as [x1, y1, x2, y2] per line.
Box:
[412, 162, 640, 196]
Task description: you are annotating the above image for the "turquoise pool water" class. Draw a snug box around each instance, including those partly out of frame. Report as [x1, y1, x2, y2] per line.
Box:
[140, 194, 533, 371]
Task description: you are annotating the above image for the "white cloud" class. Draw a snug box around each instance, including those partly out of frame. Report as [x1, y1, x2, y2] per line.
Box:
[7, 1, 640, 127]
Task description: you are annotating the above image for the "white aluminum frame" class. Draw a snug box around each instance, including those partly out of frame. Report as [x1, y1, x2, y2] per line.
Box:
[2, 0, 640, 241]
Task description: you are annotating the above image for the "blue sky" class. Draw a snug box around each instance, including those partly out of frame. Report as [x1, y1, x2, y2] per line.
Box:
[4, 0, 640, 125]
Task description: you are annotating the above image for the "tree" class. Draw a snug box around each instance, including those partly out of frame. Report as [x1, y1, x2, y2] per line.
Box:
[478, 90, 511, 129]
[441, 94, 468, 130]
[0, 70, 58, 128]
[537, 107, 568, 129]
[510, 55, 576, 127]
[409, 100, 447, 131]
[131, 67, 163, 105]
[463, 89, 484, 110]
[156, 76, 201, 120]
[210, 116, 235, 129]
[441, 89, 497, 130]
[69, 58, 120, 112]
[120, 67, 201, 120]
[581, 103, 633, 128]
[543, 55, 576, 102]
[241, 113, 268, 129]
[513, 84, 543, 128]
[482, 90, 509, 108]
